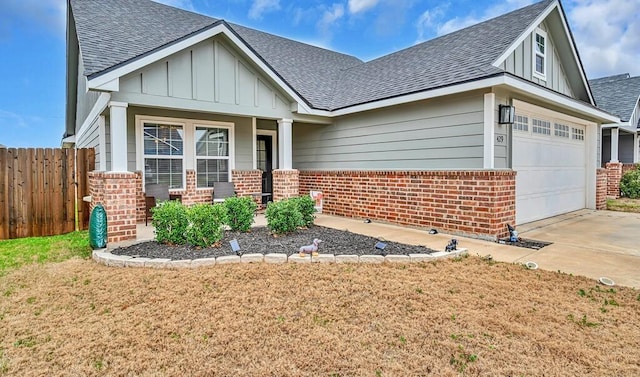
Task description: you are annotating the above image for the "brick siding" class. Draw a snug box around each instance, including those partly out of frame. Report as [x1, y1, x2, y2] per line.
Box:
[88, 171, 138, 243]
[299, 170, 516, 240]
[605, 162, 623, 198]
[273, 170, 300, 201]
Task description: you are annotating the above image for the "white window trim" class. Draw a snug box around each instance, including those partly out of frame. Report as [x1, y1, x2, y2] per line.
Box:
[135, 115, 235, 190]
[533, 28, 547, 81]
[194, 122, 235, 189]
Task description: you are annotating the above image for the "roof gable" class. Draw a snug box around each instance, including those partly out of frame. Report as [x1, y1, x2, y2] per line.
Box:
[492, 0, 593, 103]
[589, 74, 640, 122]
[69, 0, 594, 113]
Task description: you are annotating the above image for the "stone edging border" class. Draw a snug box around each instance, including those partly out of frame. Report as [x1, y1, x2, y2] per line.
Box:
[92, 248, 469, 268]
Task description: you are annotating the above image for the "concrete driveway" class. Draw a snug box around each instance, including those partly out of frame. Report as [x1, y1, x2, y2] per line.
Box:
[314, 210, 640, 288]
[514, 210, 640, 288]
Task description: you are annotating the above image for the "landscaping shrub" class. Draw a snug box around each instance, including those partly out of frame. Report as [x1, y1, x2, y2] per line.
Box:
[152, 200, 189, 245]
[224, 196, 257, 232]
[290, 195, 316, 227]
[185, 203, 227, 248]
[620, 167, 640, 199]
[265, 199, 303, 234]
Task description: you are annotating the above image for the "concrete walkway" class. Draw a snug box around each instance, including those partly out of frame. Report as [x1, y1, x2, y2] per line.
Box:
[132, 209, 640, 288]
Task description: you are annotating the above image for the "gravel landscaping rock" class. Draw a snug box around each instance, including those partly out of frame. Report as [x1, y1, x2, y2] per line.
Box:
[111, 225, 436, 260]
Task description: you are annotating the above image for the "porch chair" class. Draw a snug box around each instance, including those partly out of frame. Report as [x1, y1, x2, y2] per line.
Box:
[212, 181, 236, 203]
[145, 183, 170, 226]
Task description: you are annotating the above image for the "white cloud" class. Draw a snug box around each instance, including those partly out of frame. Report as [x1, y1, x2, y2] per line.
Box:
[566, 0, 640, 77]
[348, 0, 379, 14]
[0, 110, 29, 129]
[248, 0, 281, 20]
[416, 0, 535, 38]
[317, 3, 345, 39]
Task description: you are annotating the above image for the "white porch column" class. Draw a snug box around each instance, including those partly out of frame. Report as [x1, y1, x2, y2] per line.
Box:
[109, 101, 129, 172]
[277, 118, 293, 170]
[633, 132, 639, 163]
[610, 127, 619, 163]
[483, 93, 495, 169]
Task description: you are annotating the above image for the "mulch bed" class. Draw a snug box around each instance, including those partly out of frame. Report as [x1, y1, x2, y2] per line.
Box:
[111, 225, 437, 260]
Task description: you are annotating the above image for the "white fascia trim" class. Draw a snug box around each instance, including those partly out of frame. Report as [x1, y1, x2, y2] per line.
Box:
[492, 1, 557, 68]
[75, 92, 111, 142]
[328, 76, 506, 117]
[86, 23, 313, 114]
[503, 76, 618, 123]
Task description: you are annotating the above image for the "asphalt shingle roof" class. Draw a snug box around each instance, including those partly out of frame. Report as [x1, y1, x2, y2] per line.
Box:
[70, 0, 555, 111]
[589, 74, 640, 123]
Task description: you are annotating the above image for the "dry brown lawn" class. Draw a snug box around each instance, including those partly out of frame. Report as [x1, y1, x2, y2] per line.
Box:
[1, 257, 639, 376]
[607, 198, 640, 213]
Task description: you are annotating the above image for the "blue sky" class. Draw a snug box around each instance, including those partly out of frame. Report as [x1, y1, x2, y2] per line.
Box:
[0, 0, 638, 147]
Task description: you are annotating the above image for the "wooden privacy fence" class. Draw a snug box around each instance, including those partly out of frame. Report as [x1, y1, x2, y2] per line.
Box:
[0, 148, 95, 240]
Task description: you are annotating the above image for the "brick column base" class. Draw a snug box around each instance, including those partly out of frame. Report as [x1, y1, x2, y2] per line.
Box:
[273, 169, 299, 201]
[88, 171, 137, 244]
[605, 162, 623, 198]
[232, 169, 263, 205]
[595, 168, 608, 210]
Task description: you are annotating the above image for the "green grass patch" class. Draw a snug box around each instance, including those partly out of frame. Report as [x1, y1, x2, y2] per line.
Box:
[606, 198, 640, 213]
[0, 231, 90, 275]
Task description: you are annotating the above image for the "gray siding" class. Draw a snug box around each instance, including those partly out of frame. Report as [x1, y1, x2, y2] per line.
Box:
[117, 36, 293, 120]
[76, 116, 102, 170]
[75, 55, 101, 132]
[500, 22, 573, 97]
[125, 107, 253, 171]
[293, 93, 485, 170]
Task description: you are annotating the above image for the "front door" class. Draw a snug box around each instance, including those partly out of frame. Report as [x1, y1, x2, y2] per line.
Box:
[256, 135, 273, 204]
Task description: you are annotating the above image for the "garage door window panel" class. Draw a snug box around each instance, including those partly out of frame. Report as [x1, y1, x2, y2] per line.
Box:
[514, 115, 529, 132]
[554, 123, 569, 138]
[532, 118, 551, 135]
[572, 127, 584, 141]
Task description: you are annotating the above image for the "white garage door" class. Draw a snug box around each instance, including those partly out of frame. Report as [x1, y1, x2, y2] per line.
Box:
[512, 109, 587, 225]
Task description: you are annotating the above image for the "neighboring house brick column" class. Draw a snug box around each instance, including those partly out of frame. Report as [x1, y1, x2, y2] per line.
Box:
[605, 162, 623, 198]
[595, 168, 608, 210]
[88, 171, 137, 244]
[273, 170, 299, 201]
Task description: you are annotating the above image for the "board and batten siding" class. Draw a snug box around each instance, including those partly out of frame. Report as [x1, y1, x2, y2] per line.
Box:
[115, 36, 293, 120]
[500, 22, 573, 97]
[293, 93, 485, 170]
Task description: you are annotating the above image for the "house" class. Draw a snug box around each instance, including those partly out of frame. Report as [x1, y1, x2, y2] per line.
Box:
[65, 0, 617, 243]
[589, 74, 640, 197]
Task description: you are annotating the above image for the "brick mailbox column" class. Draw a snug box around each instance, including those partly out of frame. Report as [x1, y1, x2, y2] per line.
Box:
[88, 171, 137, 244]
[273, 169, 299, 201]
[595, 168, 608, 210]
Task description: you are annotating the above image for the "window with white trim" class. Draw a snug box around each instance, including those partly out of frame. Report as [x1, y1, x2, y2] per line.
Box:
[143, 123, 184, 189]
[532, 118, 551, 135]
[534, 29, 546, 79]
[572, 127, 584, 141]
[514, 114, 529, 132]
[195, 126, 231, 187]
[554, 123, 569, 138]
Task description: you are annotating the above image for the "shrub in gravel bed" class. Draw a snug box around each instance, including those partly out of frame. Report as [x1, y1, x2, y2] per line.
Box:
[152, 200, 189, 245]
[186, 203, 227, 248]
[620, 167, 640, 199]
[290, 195, 316, 227]
[265, 199, 303, 234]
[224, 196, 257, 232]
